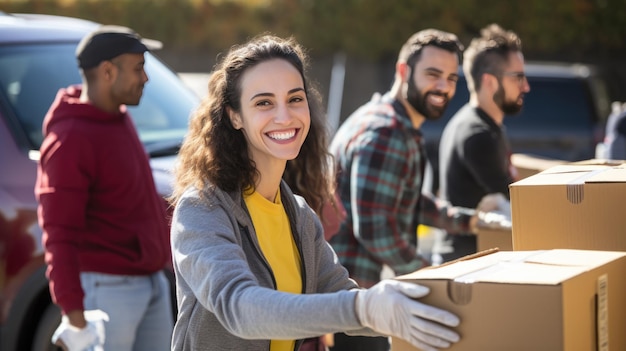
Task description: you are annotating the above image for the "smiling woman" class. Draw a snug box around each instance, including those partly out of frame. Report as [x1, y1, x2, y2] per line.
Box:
[228, 59, 311, 189]
[167, 34, 462, 351]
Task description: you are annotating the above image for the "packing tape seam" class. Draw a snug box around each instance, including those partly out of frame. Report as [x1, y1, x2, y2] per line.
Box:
[565, 168, 610, 204]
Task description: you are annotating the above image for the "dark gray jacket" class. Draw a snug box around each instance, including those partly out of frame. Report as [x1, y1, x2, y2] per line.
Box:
[171, 181, 372, 351]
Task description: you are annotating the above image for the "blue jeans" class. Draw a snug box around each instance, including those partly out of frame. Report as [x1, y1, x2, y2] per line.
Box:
[80, 271, 173, 351]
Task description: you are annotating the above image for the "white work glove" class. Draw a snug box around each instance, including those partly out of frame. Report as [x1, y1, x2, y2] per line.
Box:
[52, 310, 109, 351]
[476, 193, 510, 216]
[356, 280, 460, 351]
[477, 210, 512, 229]
[475, 193, 512, 230]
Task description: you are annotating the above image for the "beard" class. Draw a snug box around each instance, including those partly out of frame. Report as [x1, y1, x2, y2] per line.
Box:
[406, 75, 449, 121]
[493, 84, 524, 115]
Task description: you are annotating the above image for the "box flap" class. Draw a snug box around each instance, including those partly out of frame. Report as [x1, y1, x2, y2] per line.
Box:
[525, 249, 626, 266]
[396, 249, 626, 286]
[542, 164, 619, 174]
[511, 163, 626, 186]
[510, 153, 565, 179]
[583, 167, 626, 182]
[569, 158, 626, 166]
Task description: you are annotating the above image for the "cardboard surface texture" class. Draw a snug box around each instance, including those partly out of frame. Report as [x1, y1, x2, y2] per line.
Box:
[475, 227, 513, 251]
[391, 249, 626, 351]
[510, 160, 626, 251]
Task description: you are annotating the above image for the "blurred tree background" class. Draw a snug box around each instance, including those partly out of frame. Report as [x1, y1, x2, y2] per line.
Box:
[2, 0, 625, 116]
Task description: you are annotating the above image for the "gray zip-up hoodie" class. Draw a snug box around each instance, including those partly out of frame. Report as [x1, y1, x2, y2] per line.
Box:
[171, 181, 375, 351]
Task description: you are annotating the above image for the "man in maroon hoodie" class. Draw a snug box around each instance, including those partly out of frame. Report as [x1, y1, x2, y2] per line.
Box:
[35, 26, 173, 351]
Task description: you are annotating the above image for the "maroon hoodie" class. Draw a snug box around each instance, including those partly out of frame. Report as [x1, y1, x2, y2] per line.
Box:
[35, 85, 170, 314]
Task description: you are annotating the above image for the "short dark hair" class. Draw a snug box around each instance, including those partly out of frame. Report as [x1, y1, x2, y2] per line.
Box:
[463, 23, 522, 92]
[398, 29, 464, 68]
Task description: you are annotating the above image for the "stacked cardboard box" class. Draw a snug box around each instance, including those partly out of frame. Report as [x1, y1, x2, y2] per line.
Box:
[394, 160, 626, 350]
[391, 249, 626, 351]
[510, 160, 626, 251]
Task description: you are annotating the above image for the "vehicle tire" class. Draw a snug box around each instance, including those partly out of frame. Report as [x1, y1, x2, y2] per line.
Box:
[31, 303, 62, 351]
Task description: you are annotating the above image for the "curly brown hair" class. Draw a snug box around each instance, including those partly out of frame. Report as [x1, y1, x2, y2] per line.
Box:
[170, 34, 333, 212]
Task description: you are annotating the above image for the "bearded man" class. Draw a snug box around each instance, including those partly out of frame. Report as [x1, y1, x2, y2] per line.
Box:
[329, 29, 474, 351]
[438, 24, 530, 261]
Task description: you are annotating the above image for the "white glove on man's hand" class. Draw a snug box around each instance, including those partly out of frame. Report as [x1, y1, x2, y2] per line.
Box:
[356, 280, 460, 351]
[52, 310, 108, 351]
[477, 210, 512, 229]
[476, 193, 510, 216]
[474, 193, 512, 230]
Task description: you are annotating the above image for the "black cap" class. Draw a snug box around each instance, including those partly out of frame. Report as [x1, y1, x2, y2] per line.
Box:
[76, 25, 162, 70]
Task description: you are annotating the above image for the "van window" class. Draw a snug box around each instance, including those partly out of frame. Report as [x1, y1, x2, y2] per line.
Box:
[0, 43, 196, 151]
[506, 78, 594, 129]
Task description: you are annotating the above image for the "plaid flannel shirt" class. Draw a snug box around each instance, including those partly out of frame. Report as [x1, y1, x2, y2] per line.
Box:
[329, 93, 472, 287]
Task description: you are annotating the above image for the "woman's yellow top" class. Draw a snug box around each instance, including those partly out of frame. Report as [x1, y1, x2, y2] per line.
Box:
[245, 189, 302, 351]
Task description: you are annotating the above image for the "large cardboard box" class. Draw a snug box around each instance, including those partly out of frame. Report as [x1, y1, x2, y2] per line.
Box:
[391, 249, 626, 351]
[510, 160, 626, 251]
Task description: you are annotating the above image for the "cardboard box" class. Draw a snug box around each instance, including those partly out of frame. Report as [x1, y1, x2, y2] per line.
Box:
[392, 249, 626, 351]
[510, 160, 626, 251]
[475, 227, 513, 251]
[510, 153, 565, 180]
[474, 210, 513, 252]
